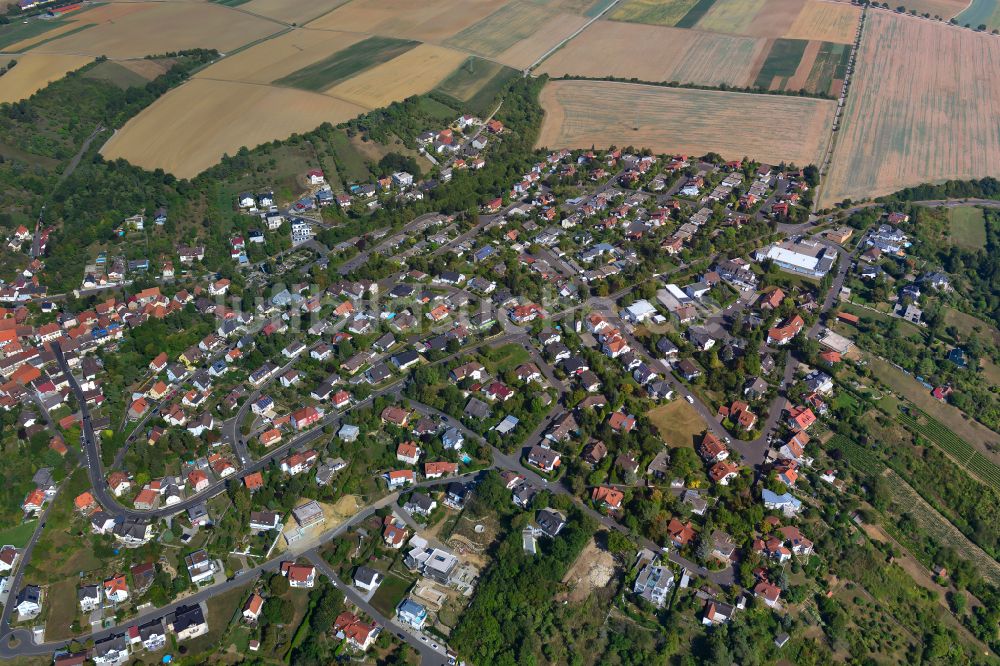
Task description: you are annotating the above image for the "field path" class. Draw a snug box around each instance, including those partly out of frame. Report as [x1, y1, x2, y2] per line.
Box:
[528, 0, 623, 71]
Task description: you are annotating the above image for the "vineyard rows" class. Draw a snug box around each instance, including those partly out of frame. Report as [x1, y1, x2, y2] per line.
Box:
[896, 408, 1000, 493]
[829, 434, 884, 475]
[884, 471, 1000, 587]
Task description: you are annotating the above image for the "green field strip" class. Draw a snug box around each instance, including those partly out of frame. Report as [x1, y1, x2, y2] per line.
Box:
[753, 37, 808, 90]
[274, 36, 418, 92]
[675, 0, 717, 28]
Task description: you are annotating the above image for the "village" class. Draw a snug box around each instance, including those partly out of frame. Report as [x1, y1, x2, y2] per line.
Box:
[0, 129, 988, 666]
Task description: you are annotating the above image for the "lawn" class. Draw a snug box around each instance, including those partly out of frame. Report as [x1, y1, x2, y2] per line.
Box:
[274, 36, 418, 91]
[435, 57, 517, 115]
[328, 130, 372, 183]
[647, 399, 705, 448]
[483, 343, 530, 374]
[943, 307, 1000, 347]
[0, 521, 37, 548]
[370, 572, 413, 617]
[183, 580, 254, 655]
[947, 206, 987, 249]
[43, 578, 81, 642]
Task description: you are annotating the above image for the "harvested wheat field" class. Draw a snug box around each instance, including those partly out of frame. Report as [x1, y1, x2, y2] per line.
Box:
[495, 13, 590, 69]
[784, 1, 861, 44]
[902, 0, 970, 19]
[0, 54, 91, 103]
[325, 43, 467, 107]
[820, 12, 1000, 207]
[538, 80, 836, 167]
[307, 0, 505, 43]
[538, 21, 764, 87]
[32, 2, 280, 59]
[195, 29, 365, 85]
[3, 19, 91, 52]
[240, 0, 349, 25]
[101, 79, 367, 178]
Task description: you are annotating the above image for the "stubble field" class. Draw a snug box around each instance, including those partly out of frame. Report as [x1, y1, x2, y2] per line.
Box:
[537, 20, 764, 86]
[193, 29, 367, 85]
[28, 2, 281, 59]
[537, 79, 836, 166]
[306, 0, 506, 43]
[0, 54, 92, 103]
[100, 79, 367, 178]
[820, 11, 1000, 206]
[324, 43, 469, 107]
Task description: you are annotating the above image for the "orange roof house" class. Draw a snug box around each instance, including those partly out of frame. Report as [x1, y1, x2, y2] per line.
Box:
[74, 492, 97, 514]
[592, 486, 624, 510]
[244, 472, 264, 491]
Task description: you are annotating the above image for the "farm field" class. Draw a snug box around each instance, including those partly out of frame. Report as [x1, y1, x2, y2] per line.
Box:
[537, 20, 764, 87]
[28, 2, 281, 59]
[240, 0, 349, 24]
[0, 54, 92, 103]
[537, 80, 836, 167]
[947, 206, 988, 249]
[695, 0, 768, 36]
[324, 43, 468, 108]
[306, 0, 504, 43]
[957, 0, 1000, 29]
[609, 0, 702, 25]
[905, 0, 972, 19]
[648, 399, 706, 448]
[83, 58, 175, 89]
[0, 16, 92, 52]
[435, 57, 519, 113]
[820, 11, 1000, 206]
[195, 29, 368, 85]
[101, 78, 367, 178]
[444, 0, 588, 66]
[783, 0, 861, 44]
[273, 35, 418, 91]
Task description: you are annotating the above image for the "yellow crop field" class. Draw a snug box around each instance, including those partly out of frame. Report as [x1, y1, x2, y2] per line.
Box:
[240, 0, 349, 25]
[31, 2, 280, 59]
[538, 80, 836, 167]
[194, 29, 365, 85]
[537, 20, 764, 87]
[325, 43, 468, 108]
[445, 0, 558, 57]
[820, 12, 1000, 206]
[306, 0, 506, 43]
[696, 0, 767, 34]
[3, 20, 88, 52]
[101, 79, 367, 178]
[0, 54, 91, 103]
[784, 1, 861, 44]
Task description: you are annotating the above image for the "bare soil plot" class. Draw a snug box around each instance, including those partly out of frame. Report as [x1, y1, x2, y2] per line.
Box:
[820, 12, 1000, 207]
[538, 80, 836, 166]
[609, 0, 701, 24]
[784, 0, 861, 44]
[324, 43, 468, 108]
[31, 2, 281, 59]
[743, 0, 801, 37]
[559, 537, 617, 603]
[101, 78, 367, 178]
[537, 20, 764, 87]
[306, 0, 505, 43]
[194, 29, 366, 85]
[240, 0, 349, 25]
[0, 54, 91, 103]
[647, 399, 707, 448]
[695, 0, 767, 34]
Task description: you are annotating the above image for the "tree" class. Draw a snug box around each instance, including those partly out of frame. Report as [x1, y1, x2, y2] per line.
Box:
[269, 573, 289, 597]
